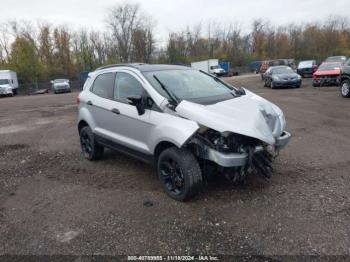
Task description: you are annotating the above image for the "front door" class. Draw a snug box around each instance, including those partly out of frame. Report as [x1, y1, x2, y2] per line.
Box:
[108, 71, 153, 155]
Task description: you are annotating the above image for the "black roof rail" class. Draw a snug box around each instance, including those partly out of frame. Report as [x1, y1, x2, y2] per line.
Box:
[95, 63, 145, 71]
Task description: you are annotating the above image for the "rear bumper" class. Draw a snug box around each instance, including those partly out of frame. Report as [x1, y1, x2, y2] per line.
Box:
[201, 131, 291, 167]
[53, 87, 71, 93]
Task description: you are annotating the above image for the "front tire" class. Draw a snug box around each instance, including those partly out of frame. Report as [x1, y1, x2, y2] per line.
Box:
[157, 147, 203, 201]
[341, 80, 350, 98]
[79, 126, 104, 161]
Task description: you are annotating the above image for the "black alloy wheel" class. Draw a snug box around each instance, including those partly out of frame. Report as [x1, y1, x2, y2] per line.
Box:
[80, 129, 93, 159]
[79, 126, 104, 161]
[157, 147, 202, 201]
[159, 157, 185, 196]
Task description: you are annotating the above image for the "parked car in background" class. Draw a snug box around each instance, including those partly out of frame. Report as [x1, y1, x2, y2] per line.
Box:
[297, 60, 318, 78]
[259, 61, 270, 79]
[285, 59, 296, 70]
[248, 61, 262, 74]
[260, 59, 290, 80]
[77, 64, 291, 201]
[312, 62, 342, 87]
[325, 56, 347, 64]
[191, 59, 226, 76]
[0, 70, 19, 96]
[340, 58, 350, 97]
[51, 79, 71, 94]
[263, 66, 301, 89]
[79, 71, 90, 90]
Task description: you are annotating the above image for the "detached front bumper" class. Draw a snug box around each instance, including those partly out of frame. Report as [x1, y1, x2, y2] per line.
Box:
[201, 131, 291, 168]
[313, 77, 340, 86]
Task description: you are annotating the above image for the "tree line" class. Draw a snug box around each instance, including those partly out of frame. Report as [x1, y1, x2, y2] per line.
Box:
[0, 2, 349, 84]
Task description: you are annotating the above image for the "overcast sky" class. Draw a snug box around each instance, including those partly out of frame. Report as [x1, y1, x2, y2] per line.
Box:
[1, 0, 349, 44]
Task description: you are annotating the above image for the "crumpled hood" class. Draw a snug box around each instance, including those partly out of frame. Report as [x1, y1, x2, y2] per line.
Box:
[175, 90, 286, 145]
[314, 69, 340, 76]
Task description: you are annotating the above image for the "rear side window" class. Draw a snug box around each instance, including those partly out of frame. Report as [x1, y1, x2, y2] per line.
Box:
[114, 72, 143, 102]
[91, 73, 115, 99]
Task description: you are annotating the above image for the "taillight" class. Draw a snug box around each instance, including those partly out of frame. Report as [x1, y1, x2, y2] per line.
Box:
[76, 95, 80, 105]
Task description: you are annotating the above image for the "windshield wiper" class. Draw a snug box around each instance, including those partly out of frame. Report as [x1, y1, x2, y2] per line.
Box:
[153, 75, 180, 106]
[199, 70, 242, 97]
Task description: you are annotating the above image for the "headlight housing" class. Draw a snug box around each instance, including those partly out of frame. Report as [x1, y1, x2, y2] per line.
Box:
[272, 75, 280, 81]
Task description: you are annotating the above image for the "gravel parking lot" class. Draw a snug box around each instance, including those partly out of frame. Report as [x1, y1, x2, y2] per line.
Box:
[0, 74, 349, 258]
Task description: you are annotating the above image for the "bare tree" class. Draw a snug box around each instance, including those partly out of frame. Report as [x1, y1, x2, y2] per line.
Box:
[0, 23, 11, 62]
[107, 3, 143, 62]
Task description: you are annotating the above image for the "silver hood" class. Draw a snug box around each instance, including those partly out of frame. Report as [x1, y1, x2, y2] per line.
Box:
[175, 89, 286, 145]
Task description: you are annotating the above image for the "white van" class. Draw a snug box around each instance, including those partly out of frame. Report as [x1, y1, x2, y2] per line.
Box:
[191, 59, 226, 76]
[0, 70, 19, 96]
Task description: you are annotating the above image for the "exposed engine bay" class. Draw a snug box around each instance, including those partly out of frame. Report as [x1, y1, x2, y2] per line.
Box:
[187, 126, 276, 182]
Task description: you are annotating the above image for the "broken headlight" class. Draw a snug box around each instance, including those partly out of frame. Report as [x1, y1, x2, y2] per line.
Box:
[197, 127, 260, 153]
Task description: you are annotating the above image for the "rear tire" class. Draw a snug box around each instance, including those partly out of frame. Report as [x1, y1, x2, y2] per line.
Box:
[157, 147, 203, 201]
[79, 126, 104, 161]
[341, 80, 350, 98]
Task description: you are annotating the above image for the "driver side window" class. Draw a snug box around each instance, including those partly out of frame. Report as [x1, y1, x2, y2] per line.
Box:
[114, 72, 143, 102]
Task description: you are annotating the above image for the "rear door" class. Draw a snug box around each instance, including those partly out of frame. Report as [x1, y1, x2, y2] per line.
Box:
[87, 72, 116, 139]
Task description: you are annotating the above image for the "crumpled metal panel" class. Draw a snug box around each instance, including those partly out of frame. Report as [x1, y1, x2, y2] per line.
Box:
[175, 89, 286, 145]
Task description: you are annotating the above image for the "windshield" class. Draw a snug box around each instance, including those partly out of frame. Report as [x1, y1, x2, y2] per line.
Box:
[0, 79, 9, 85]
[318, 63, 341, 71]
[298, 61, 313, 68]
[53, 79, 68, 83]
[143, 70, 238, 104]
[272, 67, 294, 74]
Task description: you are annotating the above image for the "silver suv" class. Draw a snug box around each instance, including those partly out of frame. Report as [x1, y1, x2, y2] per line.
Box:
[77, 64, 291, 201]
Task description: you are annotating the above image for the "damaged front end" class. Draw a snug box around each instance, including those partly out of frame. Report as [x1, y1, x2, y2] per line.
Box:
[186, 127, 290, 182]
[174, 90, 291, 182]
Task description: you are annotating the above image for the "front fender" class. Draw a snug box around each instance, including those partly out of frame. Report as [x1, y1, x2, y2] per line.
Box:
[148, 112, 199, 153]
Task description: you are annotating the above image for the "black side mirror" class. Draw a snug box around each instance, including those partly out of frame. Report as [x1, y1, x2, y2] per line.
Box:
[127, 95, 145, 115]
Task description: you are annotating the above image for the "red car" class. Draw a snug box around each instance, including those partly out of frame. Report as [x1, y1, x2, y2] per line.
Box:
[312, 62, 342, 87]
